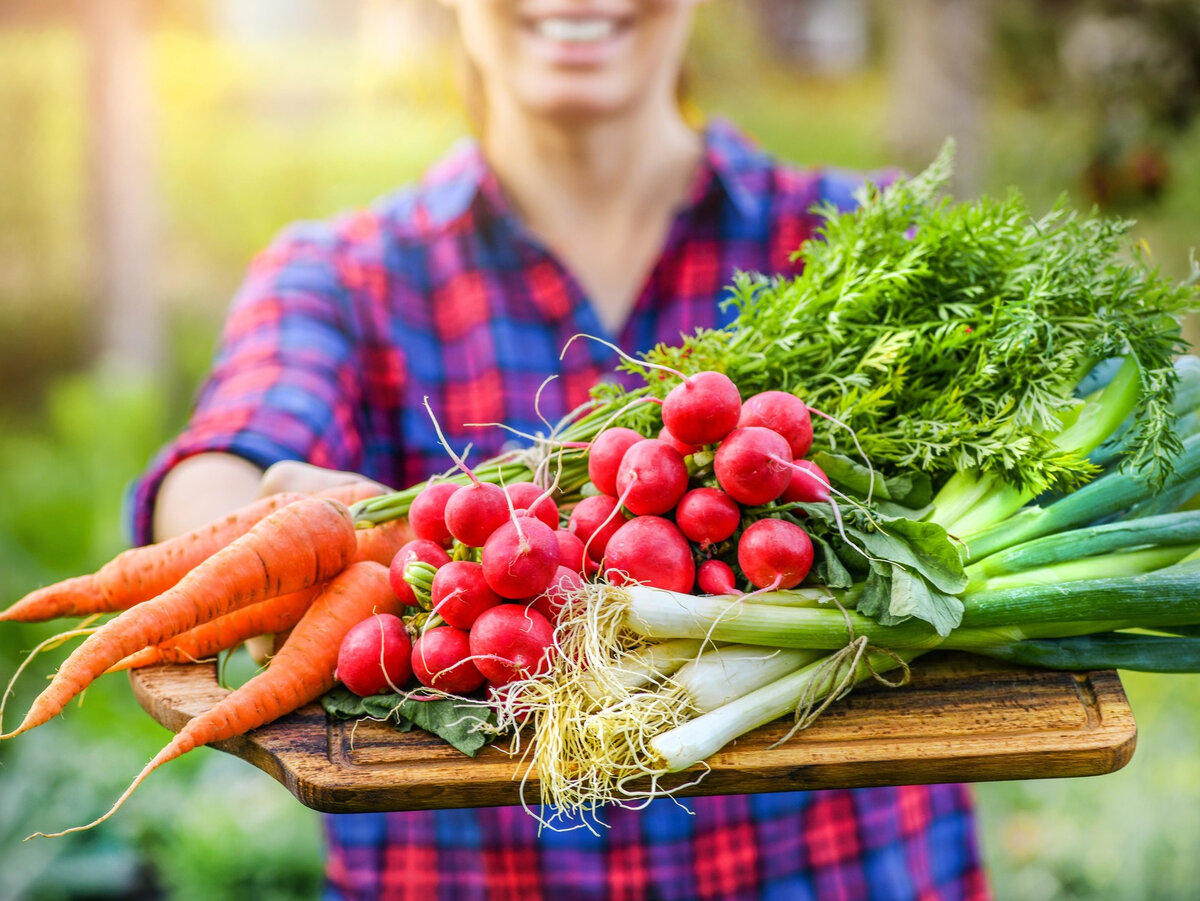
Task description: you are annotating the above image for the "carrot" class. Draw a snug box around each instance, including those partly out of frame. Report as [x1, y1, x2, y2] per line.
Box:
[30, 560, 400, 838]
[105, 586, 322, 673]
[2, 496, 357, 740]
[0, 492, 308, 624]
[351, 518, 414, 566]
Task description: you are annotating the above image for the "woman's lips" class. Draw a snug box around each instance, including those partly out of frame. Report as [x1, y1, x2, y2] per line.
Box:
[521, 14, 635, 66]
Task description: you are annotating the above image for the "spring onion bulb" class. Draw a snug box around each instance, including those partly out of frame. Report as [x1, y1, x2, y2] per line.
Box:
[650, 647, 923, 773]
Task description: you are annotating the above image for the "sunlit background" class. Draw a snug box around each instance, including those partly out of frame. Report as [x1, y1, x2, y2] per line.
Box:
[1, 1, 1199, 898]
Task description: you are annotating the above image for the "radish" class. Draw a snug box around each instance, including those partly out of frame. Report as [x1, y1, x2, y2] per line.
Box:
[661, 371, 741, 446]
[411, 626, 485, 694]
[568, 495, 629, 561]
[697, 559, 739, 595]
[737, 390, 813, 459]
[587, 427, 644, 496]
[737, 519, 814, 589]
[782, 459, 832, 504]
[658, 425, 701, 457]
[388, 539, 452, 605]
[335, 613, 413, 697]
[531, 565, 584, 623]
[481, 517, 560, 599]
[408, 482, 460, 549]
[615, 439, 688, 516]
[444, 481, 511, 548]
[431, 561, 504, 629]
[469, 604, 556, 686]
[675, 487, 741, 548]
[713, 427, 793, 506]
[604, 516, 696, 593]
[553, 529, 593, 576]
[506, 482, 561, 531]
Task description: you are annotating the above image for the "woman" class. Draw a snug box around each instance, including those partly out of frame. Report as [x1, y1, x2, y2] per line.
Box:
[133, 2, 990, 898]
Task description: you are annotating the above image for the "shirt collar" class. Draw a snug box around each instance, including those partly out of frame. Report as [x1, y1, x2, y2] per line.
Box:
[417, 117, 769, 231]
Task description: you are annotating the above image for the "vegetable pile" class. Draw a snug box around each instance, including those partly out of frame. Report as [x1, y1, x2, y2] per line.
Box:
[5, 145, 1200, 834]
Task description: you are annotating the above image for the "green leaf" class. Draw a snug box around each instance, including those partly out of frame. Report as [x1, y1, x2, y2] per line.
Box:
[854, 563, 964, 637]
[887, 565, 964, 636]
[856, 563, 894, 623]
[855, 518, 967, 595]
[321, 688, 499, 757]
[388, 697, 498, 757]
[321, 686, 367, 719]
[812, 451, 932, 508]
[810, 533, 854, 589]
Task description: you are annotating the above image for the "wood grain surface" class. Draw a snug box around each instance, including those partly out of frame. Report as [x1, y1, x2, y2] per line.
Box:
[129, 652, 1137, 814]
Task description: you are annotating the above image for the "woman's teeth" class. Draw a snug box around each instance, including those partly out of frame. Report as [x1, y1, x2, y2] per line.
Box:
[536, 18, 617, 43]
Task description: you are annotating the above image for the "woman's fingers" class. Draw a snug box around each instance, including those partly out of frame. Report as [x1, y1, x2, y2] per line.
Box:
[258, 460, 391, 500]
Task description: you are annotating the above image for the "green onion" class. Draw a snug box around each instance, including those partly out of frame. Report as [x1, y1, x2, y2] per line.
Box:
[966, 510, 1200, 580]
[962, 431, 1200, 561]
[933, 354, 1143, 536]
[649, 648, 922, 773]
[620, 568, 1200, 651]
[973, 631, 1200, 673]
[670, 645, 824, 714]
[966, 545, 1195, 593]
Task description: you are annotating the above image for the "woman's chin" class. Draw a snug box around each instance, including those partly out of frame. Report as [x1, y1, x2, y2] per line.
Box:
[512, 77, 644, 125]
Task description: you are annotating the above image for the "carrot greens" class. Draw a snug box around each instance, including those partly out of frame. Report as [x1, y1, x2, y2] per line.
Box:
[601, 142, 1199, 495]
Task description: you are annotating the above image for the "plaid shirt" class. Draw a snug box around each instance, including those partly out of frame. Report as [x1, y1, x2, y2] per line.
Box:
[131, 121, 990, 901]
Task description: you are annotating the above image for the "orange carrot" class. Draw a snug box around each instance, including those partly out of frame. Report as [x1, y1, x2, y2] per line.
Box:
[0, 491, 308, 624]
[105, 585, 322, 672]
[3, 496, 357, 740]
[351, 518, 414, 566]
[30, 560, 401, 838]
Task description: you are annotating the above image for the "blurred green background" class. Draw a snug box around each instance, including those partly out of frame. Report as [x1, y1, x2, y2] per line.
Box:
[1, 1, 1199, 898]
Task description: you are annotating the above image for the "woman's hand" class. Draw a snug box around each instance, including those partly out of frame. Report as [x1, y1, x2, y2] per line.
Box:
[154, 453, 389, 542]
[257, 459, 391, 500]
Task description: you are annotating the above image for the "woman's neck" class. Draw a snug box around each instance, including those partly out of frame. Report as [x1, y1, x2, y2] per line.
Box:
[481, 98, 704, 334]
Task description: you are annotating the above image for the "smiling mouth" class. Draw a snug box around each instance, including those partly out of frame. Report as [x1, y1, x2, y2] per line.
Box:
[528, 16, 628, 44]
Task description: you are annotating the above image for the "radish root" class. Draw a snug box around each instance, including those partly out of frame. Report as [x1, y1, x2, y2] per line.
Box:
[560, 333, 692, 385]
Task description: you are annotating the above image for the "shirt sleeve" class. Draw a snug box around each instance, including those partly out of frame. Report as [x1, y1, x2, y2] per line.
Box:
[126, 222, 367, 545]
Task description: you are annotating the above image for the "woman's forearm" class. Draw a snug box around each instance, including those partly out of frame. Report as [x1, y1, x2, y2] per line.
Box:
[152, 452, 264, 541]
[151, 453, 391, 542]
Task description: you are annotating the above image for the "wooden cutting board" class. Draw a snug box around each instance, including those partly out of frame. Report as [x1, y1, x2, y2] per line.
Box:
[129, 652, 1135, 814]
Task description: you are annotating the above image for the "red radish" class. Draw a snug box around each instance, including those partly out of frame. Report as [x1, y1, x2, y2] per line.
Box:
[335, 613, 413, 696]
[408, 483, 460, 549]
[444, 481, 511, 548]
[469, 604, 556, 686]
[568, 495, 629, 561]
[675, 488, 741, 548]
[714, 427, 794, 506]
[481, 517, 560, 599]
[615, 439, 688, 516]
[697, 559, 739, 595]
[506, 482, 561, 531]
[658, 425, 701, 457]
[431, 561, 504, 629]
[738, 390, 814, 459]
[737, 519, 814, 589]
[587, 427, 644, 496]
[553, 529, 588, 575]
[530, 565, 584, 623]
[661, 371, 742, 446]
[782, 459, 832, 504]
[411, 626, 485, 694]
[604, 516, 696, 593]
[388, 539, 452, 605]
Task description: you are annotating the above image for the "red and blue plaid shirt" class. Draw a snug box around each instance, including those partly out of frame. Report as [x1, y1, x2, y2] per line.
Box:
[131, 121, 990, 901]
